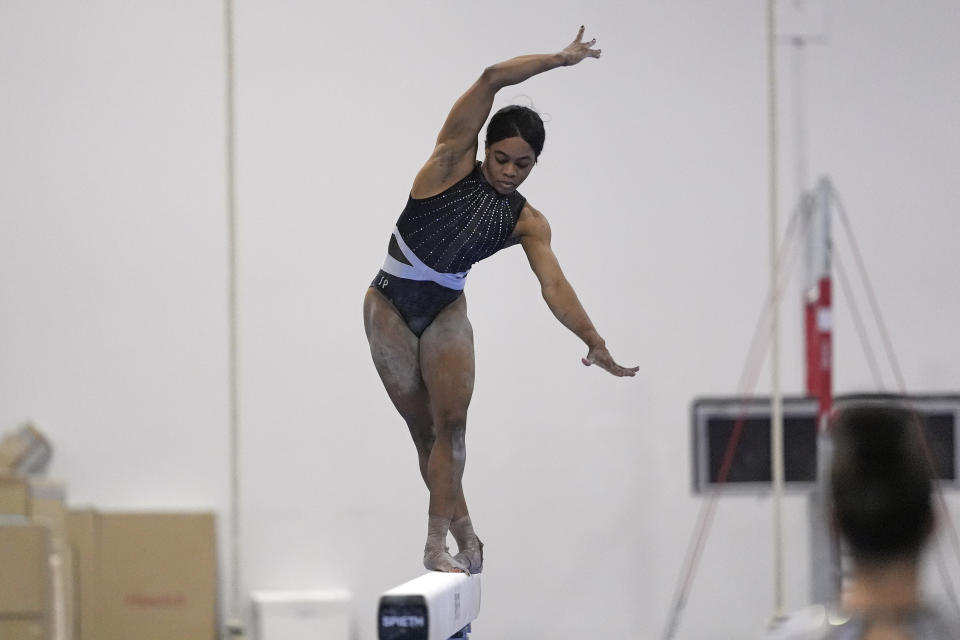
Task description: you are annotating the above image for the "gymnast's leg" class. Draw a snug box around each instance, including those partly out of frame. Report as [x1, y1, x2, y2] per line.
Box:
[363, 288, 470, 573]
[419, 295, 482, 573]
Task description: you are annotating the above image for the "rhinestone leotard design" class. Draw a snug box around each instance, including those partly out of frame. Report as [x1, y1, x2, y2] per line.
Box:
[372, 162, 526, 336]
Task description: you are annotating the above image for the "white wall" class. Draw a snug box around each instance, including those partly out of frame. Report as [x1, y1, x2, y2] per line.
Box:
[2, 1, 959, 639]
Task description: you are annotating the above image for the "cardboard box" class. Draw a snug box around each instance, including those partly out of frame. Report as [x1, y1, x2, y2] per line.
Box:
[66, 511, 97, 640]
[0, 523, 52, 640]
[28, 480, 71, 640]
[44, 543, 73, 640]
[29, 480, 67, 541]
[67, 511, 217, 640]
[0, 473, 30, 516]
[0, 423, 52, 475]
[0, 618, 47, 640]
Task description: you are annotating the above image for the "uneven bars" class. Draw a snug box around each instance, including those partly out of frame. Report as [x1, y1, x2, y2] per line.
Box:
[378, 572, 481, 640]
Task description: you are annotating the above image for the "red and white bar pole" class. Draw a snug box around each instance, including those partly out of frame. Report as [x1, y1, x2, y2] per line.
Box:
[806, 177, 841, 604]
[804, 178, 833, 432]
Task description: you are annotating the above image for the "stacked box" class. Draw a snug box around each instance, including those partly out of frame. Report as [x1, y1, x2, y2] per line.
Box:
[0, 473, 30, 516]
[67, 511, 217, 640]
[0, 523, 52, 640]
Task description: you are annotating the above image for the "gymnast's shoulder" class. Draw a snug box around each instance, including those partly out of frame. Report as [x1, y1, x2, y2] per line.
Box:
[513, 202, 550, 242]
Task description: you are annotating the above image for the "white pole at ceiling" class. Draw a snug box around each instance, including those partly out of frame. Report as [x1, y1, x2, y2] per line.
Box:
[767, 0, 787, 621]
[223, 0, 244, 635]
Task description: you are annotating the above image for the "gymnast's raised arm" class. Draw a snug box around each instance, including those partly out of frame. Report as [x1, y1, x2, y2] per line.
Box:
[411, 26, 601, 199]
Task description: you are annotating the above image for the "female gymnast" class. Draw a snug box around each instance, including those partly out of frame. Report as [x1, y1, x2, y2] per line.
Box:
[363, 27, 638, 574]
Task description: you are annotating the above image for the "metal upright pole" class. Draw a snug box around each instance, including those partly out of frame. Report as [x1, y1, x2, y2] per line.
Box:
[805, 179, 833, 426]
[767, 0, 787, 620]
[224, 0, 245, 635]
[807, 178, 840, 604]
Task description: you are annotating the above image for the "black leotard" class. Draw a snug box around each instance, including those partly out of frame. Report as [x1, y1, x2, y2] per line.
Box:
[371, 162, 526, 336]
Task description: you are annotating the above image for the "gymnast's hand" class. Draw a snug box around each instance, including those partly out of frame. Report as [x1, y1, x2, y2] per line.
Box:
[560, 26, 602, 66]
[582, 343, 639, 377]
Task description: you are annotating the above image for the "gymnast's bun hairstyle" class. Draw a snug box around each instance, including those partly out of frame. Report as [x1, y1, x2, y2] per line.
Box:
[830, 399, 934, 562]
[485, 105, 545, 158]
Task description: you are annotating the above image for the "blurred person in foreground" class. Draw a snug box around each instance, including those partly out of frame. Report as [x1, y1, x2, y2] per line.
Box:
[767, 400, 959, 639]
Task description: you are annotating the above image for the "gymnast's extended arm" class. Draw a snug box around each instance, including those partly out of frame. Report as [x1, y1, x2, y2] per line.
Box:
[517, 204, 639, 378]
[412, 27, 601, 196]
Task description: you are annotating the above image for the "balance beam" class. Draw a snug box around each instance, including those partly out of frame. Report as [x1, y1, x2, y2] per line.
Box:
[377, 571, 481, 640]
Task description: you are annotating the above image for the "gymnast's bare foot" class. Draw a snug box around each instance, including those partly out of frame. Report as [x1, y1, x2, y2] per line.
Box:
[424, 546, 470, 574]
[454, 538, 483, 574]
[450, 515, 483, 574]
[423, 516, 469, 573]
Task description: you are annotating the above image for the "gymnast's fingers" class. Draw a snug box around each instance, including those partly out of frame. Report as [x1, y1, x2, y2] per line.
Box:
[605, 358, 639, 377]
[618, 365, 640, 377]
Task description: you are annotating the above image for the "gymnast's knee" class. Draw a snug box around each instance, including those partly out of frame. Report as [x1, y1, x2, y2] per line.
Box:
[434, 413, 467, 458]
[406, 420, 436, 455]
